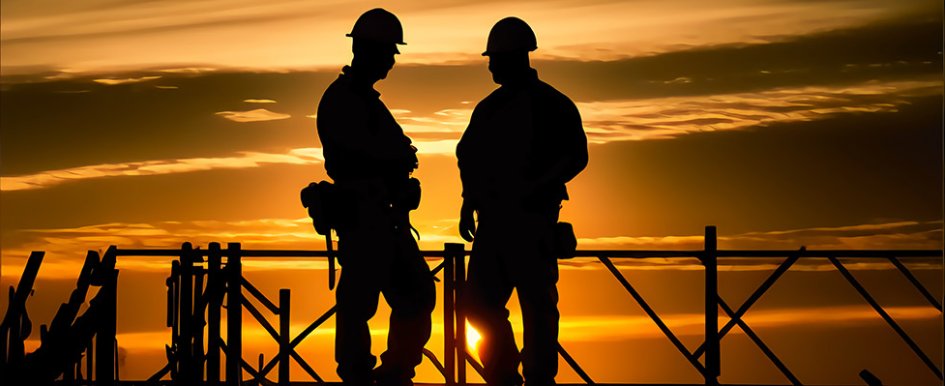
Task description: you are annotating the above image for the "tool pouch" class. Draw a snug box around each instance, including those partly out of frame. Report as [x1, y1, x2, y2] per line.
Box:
[300, 181, 337, 236]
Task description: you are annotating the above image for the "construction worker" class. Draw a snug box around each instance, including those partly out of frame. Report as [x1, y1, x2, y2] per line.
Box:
[456, 17, 588, 386]
[316, 8, 434, 386]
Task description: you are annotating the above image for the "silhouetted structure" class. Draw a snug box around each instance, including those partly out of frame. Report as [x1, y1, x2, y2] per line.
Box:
[315, 8, 435, 386]
[1, 228, 943, 385]
[0, 249, 118, 386]
[456, 16, 588, 386]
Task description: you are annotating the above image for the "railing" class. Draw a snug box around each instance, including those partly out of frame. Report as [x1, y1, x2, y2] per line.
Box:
[1, 225, 942, 385]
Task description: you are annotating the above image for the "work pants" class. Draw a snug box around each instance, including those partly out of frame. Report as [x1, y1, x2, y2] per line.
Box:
[464, 207, 560, 386]
[334, 194, 435, 385]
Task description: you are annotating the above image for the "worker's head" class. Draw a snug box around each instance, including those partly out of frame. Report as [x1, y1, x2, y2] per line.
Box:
[347, 8, 405, 81]
[483, 17, 536, 85]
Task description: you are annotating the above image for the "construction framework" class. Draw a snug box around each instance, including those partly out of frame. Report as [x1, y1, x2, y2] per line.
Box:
[1, 226, 942, 385]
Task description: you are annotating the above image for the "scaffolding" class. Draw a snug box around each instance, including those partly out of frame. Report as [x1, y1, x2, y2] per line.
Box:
[2, 226, 942, 385]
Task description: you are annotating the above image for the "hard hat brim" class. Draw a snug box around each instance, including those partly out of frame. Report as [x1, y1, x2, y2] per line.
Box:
[482, 47, 535, 56]
[346, 34, 404, 53]
[345, 33, 406, 46]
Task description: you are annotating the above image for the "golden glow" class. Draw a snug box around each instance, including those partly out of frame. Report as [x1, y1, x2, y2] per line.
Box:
[0, 148, 324, 191]
[2, 219, 941, 280]
[2, 0, 932, 73]
[576, 79, 943, 143]
[466, 321, 483, 361]
[215, 108, 292, 123]
[1, 1, 942, 383]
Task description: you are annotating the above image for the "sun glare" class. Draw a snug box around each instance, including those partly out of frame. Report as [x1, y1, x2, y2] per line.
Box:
[466, 321, 482, 359]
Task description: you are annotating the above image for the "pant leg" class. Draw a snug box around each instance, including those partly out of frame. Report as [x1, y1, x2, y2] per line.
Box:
[505, 209, 560, 386]
[518, 278, 559, 386]
[335, 217, 394, 384]
[464, 224, 523, 386]
[376, 229, 436, 382]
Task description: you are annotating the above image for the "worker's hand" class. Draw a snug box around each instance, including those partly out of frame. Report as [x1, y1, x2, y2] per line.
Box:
[459, 200, 476, 242]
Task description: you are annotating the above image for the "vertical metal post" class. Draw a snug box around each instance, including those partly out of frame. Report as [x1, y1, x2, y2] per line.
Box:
[1, 251, 44, 369]
[704, 226, 720, 385]
[207, 243, 223, 386]
[96, 247, 118, 386]
[444, 245, 456, 386]
[447, 243, 467, 385]
[226, 243, 243, 385]
[7, 288, 22, 368]
[195, 266, 206, 382]
[169, 260, 180, 381]
[63, 359, 75, 383]
[279, 289, 291, 386]
[180, 243, 195, 383]
[86, 341, 93, 383]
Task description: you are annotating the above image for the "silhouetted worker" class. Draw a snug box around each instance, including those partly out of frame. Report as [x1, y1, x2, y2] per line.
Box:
[316, 8, 435, 386]
[456, 17, 588, 386]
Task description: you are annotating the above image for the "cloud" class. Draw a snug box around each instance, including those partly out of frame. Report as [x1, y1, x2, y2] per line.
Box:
[244, 98, 276, 104]
[93, 75, 161, 85]
[383, 78, 942, 146]
[0, 217, 330, 279]
[157, 67, 217, 74]
[577, 79, 943, 143]
[3, 218, 939, 280]
[557, 305, 941, 342]
[560, 220, 943, 271]
[1, 0, 938, 73]
[392, 108, 471, 135]
[0, 148, 324, 191]
[576, 220, 944, 251]
[215, 108, 290, 122]
[413, 139, 460, 157]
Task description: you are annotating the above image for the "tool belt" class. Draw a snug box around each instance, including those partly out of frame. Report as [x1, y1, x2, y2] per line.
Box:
[301, 177, 421, 234]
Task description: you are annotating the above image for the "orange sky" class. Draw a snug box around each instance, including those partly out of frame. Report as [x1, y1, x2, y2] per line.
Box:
[1, 0, 943, 384]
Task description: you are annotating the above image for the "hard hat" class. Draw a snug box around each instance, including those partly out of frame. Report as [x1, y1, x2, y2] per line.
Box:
[482, 17, 537, 56]
[346, 8, 406, 48]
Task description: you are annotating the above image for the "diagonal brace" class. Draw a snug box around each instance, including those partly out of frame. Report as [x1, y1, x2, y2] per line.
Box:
[599, 255, 707, 376]
[830, 256, 943, 380]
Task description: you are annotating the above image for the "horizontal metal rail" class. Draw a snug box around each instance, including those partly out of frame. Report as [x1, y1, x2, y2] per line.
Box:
[98, 242, 943, 386]
[113, 248, 942, 259]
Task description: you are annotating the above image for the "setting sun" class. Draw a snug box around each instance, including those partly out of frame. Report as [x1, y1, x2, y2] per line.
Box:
[0, 1, 942, 385]
[466, 321, 483, 360]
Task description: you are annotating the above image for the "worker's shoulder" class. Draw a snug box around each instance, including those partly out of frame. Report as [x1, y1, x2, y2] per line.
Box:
[531, 79, 576, 109]
[317, 76, 366, 116]
[319, 76, 357, 104]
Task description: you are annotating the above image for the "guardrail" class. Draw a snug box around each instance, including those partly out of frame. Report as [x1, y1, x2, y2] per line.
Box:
[2, 225, 942, 385]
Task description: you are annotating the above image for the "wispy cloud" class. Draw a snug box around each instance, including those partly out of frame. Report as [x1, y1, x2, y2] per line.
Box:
[0, 148, 323, 191]
[215, 108, 291, 122]
[244, 98, 276, 104]
[3, 218, 939, 280]
[2, 0, 936, 73]
[557, 305, 942, 342]
[576, 220, 944, 251]
[93, 75, 161, 85]
[563, 220, 944, 271]
[578, 79, 943, 143]
[0, 138, 461, 192]
[392, 108, 470, 135]
[382, 79, 944, 146]
[0, 217, 328, 279]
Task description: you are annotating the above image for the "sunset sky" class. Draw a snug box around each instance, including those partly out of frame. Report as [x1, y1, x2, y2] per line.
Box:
[1, 0, 943, 384]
